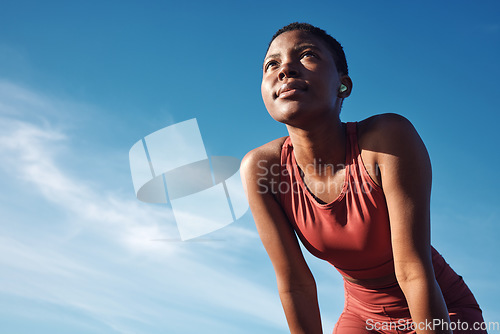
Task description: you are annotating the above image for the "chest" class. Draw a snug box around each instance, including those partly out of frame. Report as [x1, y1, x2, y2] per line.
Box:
[290, 187, 391, 256]
[300, 167, 347, 204]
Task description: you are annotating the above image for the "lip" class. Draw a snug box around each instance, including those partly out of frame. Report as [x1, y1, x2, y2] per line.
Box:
[277, 81, 308, 98]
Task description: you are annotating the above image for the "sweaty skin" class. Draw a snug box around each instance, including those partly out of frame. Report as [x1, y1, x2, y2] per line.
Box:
[242, 29, 453, 334]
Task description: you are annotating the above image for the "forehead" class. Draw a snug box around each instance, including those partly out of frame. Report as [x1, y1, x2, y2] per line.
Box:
[266, 30, 330, 56]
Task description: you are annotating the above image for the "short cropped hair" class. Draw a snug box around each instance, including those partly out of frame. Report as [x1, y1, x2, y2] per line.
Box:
[268, 22, 348, 75]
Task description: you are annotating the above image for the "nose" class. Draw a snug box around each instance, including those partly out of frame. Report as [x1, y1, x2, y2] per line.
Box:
[278, 62, 299, 80]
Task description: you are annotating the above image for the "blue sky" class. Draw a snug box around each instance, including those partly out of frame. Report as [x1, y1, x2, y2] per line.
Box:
[0, 0, 499, 333]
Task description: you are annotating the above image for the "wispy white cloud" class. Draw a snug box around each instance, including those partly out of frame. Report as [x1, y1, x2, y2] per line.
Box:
[0, 80, 285, 333]
[0, 114, 178, 253]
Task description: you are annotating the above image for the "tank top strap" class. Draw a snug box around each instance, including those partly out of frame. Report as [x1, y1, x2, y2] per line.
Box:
[280, 136, 291, 166]
[345, 122, 360, 163]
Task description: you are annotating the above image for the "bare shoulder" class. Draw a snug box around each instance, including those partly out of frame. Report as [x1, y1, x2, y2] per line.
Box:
[355, 114, 428, 186]
[357, 113, 421, 152]
[241, 136, 288, 182]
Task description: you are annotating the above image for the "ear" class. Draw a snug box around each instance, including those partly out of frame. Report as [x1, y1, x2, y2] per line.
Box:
[337, 75, 353, 98]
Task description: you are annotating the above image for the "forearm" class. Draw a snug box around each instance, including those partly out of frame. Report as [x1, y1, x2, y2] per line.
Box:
[278, 284, 323, 334]
[400, 277, 452, 334]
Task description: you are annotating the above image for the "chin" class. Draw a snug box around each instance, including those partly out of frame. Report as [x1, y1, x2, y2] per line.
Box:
[269, 103, 334, 128]
[268, 105, 309, 125]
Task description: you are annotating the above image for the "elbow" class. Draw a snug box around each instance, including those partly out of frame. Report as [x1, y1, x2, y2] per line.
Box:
[278, 284, 318, 298]
[276, 276, 317, 295]
[394, 261, 435, 289]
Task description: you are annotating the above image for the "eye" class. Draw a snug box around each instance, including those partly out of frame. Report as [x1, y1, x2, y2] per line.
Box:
[264, 60, 279, 71]
[301, 50, 317, 59]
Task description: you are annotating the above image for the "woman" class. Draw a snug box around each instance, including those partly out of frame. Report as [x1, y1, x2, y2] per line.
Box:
[241, 22, 486, 334]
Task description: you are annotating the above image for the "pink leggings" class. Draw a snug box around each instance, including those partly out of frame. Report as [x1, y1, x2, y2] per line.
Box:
[333, 253, 486, 333]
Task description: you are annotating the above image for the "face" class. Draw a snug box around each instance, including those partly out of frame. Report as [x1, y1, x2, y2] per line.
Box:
[261, 30, 346, 125]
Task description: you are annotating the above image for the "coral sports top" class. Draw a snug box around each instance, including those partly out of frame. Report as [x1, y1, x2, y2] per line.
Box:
[278, 122, 439, 280]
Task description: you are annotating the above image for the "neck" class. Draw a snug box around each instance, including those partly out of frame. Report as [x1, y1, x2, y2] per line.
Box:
[286, 114, 346, 177]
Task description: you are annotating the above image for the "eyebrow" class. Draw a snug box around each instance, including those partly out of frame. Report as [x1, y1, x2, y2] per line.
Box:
[263, 43, 323, 64]
[294, 43, 321, 53]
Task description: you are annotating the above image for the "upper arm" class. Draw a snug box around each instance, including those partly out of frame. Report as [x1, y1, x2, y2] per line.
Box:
[373, 114, 434, 282]
[240, 144, 315, 292]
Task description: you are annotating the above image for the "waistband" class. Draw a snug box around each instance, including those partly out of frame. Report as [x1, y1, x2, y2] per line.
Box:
[344, 277, 406, 307]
